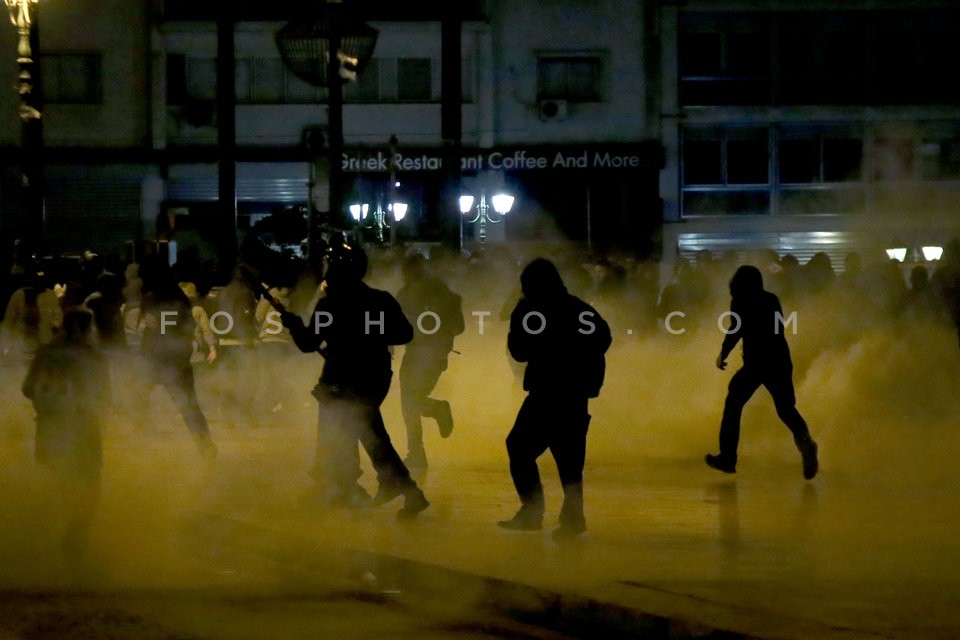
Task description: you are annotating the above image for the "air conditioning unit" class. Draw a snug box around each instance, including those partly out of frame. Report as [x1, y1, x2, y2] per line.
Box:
[538, 99, 568, 121]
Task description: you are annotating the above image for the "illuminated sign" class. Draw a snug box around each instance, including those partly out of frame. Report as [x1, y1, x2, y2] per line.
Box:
[340, 144, 662, 173]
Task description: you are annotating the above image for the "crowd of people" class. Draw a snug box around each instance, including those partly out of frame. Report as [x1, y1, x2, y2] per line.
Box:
[3, 234, 960, 567]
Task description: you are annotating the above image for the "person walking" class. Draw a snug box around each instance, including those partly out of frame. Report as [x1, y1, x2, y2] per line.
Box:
[395, 254, 464, 468]
[280, 239, 429, 518]
[22, 308, 110, 575]
[499, 258, 611, 539]
[707, 264, 818, 480]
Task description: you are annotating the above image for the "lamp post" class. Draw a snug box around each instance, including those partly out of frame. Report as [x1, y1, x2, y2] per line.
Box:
[6, 0, 43, 254]
[458, 190, 514, 250]
[350, 199, 407, 245]
[276, 2, 377, 264]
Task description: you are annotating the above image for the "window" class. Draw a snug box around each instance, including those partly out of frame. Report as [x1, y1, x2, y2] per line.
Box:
[346, 58, 381, 102]
[397, 58, 432, 102]
[683, 129, 769, 186]
[823, 139, 863, 182]
[678, 28, 769, 105]
[41, 53, 101, 104]
[920, 138, 960, 181]
[249, 58, 283, 103]
[167, 55, 215, 104]
[682, 128, 770, 216]
[779, 134, 863, 183]
[537, 55, 602, 102]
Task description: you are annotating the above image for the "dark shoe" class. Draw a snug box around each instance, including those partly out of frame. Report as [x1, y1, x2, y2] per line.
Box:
[497, 510, 543, 531]
[397, 488, 430, 519]
[801, 440, 819, 480]
[552, 521, 587, 540]
[371, 483, 405, 507]
[705, 453, 736, 474]
[333, 484, 372, 508]
[436, 401, 454, 439]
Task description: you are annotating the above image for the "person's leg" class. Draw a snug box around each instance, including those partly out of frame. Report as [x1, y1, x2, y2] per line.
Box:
[708, 367, 762, 471]
[311, 388, 365, 505]
[419, 353, 453, 438]
[501, 394, 551, 529]
[550, 397, 590, 536]
[399, 355, 428, 466]
[765, 367, 818, 480]
[163, 365, 217, 459]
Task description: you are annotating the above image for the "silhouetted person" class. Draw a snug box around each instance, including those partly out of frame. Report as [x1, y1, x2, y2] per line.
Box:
[138, 255, 218, 460]
[22, 308, 109, 574]
[707, 265, 818, 480]
[281, 240, 429, 518]
[395, 254, 464, 468]
[499, 258, 612, 539]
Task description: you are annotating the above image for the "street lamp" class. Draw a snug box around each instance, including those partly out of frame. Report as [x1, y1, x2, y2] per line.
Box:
[458, 189, 514, 249]
[275, 3, 377, 263]
[6, 0, 40, 121]
[6, 0, 43, 254]
[350, 199, 407, 245]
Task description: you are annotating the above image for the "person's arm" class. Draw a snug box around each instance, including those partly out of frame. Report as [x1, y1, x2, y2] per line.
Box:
[281, 305, 322, 353]
[194, 306, 217, 363]
[507, 300, 533, 363]
[717, 299, 742, 370]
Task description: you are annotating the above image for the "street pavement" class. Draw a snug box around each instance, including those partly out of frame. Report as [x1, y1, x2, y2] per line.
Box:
[2, 327, 960, 639]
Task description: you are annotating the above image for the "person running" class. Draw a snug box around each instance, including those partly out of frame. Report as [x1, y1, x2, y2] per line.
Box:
[395, 254, 464, 468]
[707, 264, 818, 480]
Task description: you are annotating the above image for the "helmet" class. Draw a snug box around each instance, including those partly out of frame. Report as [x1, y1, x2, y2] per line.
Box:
[323, 240, 368, 285]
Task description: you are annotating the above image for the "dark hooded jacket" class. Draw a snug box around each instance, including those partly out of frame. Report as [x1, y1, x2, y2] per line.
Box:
[507, 259, 611, 398]
[720, 265, 793, 368]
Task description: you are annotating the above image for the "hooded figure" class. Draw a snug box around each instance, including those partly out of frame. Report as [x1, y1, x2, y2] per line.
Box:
[499, 258, 611, 539]
[707, 265, 818, 479]
[281, 240, 429, 518]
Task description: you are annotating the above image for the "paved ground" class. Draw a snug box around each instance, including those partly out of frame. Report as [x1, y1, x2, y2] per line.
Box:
[2, 322, 960, 639]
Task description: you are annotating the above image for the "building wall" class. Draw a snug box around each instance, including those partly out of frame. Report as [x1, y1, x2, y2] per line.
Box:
[659, 0, 960, 269]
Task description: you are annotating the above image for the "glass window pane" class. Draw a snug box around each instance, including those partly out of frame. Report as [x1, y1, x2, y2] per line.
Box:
[683, 140, 723, 185]
[780, 139, 818, 183]
[166, 54, 187, 105]
[235, 59, 251, 103]
[728, 139, 768, 184]
[42, 54, 100, 103]
[186, 57, 216, 101]
[679, 33, 722, 77]
[823, 138, 862, 182]
[537, 59, 567, 100]
[59, 57, 94, 102]
[567, 58, 600, 101]
[397, 58, 431, 101]
[347, 58, 380, 102]
[727, 33, 767, 76]
[251, 58, 283, 103]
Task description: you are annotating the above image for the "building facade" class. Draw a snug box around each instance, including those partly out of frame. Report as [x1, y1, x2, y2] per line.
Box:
[1, 0, 958, 276]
